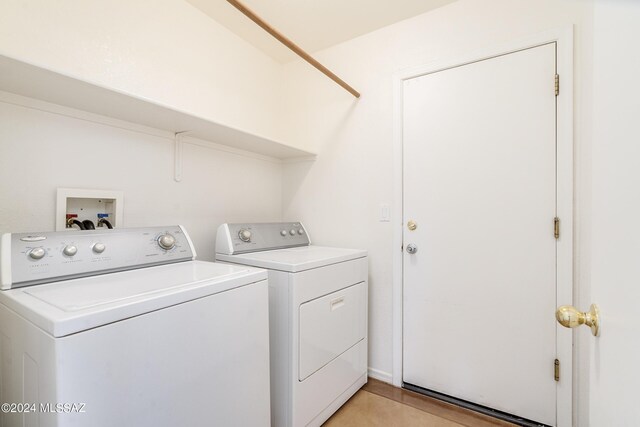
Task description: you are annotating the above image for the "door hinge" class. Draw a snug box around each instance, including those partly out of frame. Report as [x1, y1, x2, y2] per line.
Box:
[555, 74, 560, 96]
[554, 358, 560, 381]
[554, 217, 560, 239]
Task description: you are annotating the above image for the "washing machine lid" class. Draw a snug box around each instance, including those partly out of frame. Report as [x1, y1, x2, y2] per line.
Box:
[0, 261, 266, 337]
[216, 246, 367, 272]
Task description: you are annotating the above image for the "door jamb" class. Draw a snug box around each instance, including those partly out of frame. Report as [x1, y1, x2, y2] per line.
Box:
[391, 27, 574, 427]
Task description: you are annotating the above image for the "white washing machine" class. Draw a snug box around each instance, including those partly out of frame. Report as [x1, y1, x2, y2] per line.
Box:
[0, 225, 270, 427]
[215, 222, 368, 427]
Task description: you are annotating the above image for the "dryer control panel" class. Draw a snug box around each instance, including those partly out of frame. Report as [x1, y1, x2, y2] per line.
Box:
[0, 226, 196, 289]
[216, 222, 310, 255]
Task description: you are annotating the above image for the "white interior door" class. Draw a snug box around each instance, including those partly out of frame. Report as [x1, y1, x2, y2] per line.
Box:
[402, 43, 558, 425]
[587, 1, 640, 425]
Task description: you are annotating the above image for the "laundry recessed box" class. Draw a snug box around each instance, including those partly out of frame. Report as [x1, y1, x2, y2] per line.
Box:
[56, 188, 124, 231]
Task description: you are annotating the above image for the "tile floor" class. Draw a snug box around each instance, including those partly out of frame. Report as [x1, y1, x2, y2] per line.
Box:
[323, 379, 515, 427]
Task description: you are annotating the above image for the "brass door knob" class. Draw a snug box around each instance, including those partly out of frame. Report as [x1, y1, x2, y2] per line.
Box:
[556, 304, 600, 336]
[407, 220, 417, 231]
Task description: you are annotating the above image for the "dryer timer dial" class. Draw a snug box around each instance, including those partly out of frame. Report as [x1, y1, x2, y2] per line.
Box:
[238, 229, 252, 242]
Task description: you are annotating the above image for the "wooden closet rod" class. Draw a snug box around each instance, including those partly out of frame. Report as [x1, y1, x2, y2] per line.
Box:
[227, 0, 361, 98]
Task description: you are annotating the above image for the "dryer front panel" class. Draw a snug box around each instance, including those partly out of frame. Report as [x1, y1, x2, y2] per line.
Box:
[298, 281, 366, 380]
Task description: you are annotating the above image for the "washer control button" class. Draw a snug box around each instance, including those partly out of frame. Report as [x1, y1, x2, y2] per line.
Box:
[63, 245, 78, 257]
[92, 243, 106, 254]
[20, 236, 46, 242]
[28, 247, 46, 260]
[238, 229, 252, 242]
[158, 234, 176, 250]
[298, 229, 304, 235]
[280, 230, 287, 237]
[289, 229, 296, 236]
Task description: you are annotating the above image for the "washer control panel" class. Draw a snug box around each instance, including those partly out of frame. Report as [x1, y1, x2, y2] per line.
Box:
[0, 226, 195, 289]
[216, 222, 310, 255]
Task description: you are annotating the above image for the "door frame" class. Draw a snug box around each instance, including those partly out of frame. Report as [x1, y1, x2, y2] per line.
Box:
[392, 27, 574, 426]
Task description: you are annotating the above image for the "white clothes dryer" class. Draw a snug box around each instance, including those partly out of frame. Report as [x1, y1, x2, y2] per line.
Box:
[0, 225, 270, 427]
[216, 222, 368, 427]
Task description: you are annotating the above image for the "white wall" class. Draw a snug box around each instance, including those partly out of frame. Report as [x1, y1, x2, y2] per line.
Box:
[0, 98, 283, 261]
[0, 0, 285, 143]
[0, 0, 288, 259]
[280, 0, 594, 422]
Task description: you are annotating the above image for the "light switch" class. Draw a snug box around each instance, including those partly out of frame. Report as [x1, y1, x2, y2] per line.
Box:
[379, 203, 390, 222]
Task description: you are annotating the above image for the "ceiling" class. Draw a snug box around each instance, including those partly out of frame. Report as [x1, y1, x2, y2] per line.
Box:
[187, 0, 457, 63]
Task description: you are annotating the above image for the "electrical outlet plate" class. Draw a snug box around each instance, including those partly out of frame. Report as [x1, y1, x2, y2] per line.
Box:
[56, 188, 124, 231]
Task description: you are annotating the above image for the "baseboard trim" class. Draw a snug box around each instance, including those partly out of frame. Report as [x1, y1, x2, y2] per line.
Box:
[367, 367, 392, 383]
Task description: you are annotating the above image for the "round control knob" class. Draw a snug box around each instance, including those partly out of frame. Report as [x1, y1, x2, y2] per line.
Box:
[298, 229, 304, 235]
[158, 234, 176, 250]
[289, 229, 296, 236]
[280, 230, 287, 237]
[92, 243, 106, 254]
[238, 229, 252, 242]
[28, 247, 46, 260]
[63, 245, 78, 257]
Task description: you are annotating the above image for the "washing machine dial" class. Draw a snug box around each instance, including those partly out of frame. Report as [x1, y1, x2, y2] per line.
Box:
[63, 245, 78, 257]
[92, 243, 106, 254]
[158, 234, 176, 250]
[289, 229, 296, 236]
[297, 229, 304, 235]
[28, 247, 46, 260]
[238, 229, 252, 242]
[280, 230, 287, 237]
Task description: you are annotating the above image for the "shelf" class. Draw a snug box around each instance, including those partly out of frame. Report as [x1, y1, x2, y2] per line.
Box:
[0, 54, 315, 160]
